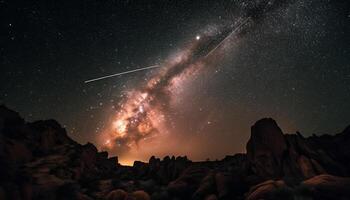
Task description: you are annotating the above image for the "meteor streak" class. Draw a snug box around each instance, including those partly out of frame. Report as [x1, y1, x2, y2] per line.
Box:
[85, 18, 251, 84]
[92, 0, 294, 164]
[204, 17, 251, 58]
[84, 65, 160, 83]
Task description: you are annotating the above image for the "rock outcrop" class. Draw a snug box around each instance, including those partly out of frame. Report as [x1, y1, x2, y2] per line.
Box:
[246, 174, 350, 200]
[247, 118, 288, 179]
[0, 105, 119, 199]
[246, 179, 288, 200]
[246, 118, 348, 182]
[302, 174, 350, 199]
[1, 106, 349, 200]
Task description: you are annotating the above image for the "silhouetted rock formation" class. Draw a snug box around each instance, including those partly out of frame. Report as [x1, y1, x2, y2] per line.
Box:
[132, 155, 191, 184]
[247, 118, 288, 179]
[247, 118, 349, 182]
[0, 105, 349, 200]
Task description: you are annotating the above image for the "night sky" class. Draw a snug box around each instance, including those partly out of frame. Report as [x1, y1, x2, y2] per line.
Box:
[1, 0, 350, 165]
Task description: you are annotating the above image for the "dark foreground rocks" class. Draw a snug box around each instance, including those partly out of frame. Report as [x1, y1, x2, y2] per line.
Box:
[0, 105, 350, 200]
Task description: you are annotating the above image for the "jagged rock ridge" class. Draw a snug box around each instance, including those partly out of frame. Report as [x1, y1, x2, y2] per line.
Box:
[0, 105, 349, 200]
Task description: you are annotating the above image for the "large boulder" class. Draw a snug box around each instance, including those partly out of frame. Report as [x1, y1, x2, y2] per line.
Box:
[192, 172, 216, 200]
[246, 180, 288, 200]
[302, 174, 350, 199]
[247, 118, 347, 181]
[167, 166, 209, 198]
[106, 189, 128, 200]
[129, 190, 151, 200]
[246, 118, 287, 178]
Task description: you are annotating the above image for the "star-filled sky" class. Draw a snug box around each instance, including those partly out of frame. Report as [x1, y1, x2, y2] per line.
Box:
[1, 0, 350, 165]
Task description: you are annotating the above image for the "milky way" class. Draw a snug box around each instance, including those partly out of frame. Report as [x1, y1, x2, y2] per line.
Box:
[99, 0, 295, 164]
[2, 0, 349, 166]
[100, 23, 237, 160]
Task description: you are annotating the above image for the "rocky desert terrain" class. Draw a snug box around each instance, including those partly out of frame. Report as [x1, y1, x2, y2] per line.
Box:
[1, 105, 349, 200]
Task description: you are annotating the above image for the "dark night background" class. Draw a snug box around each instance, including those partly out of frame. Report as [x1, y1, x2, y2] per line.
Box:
[1, 0, 350, 162]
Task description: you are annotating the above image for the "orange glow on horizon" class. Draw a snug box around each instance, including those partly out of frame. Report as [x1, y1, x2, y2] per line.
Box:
[119, 159, 135, 166]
